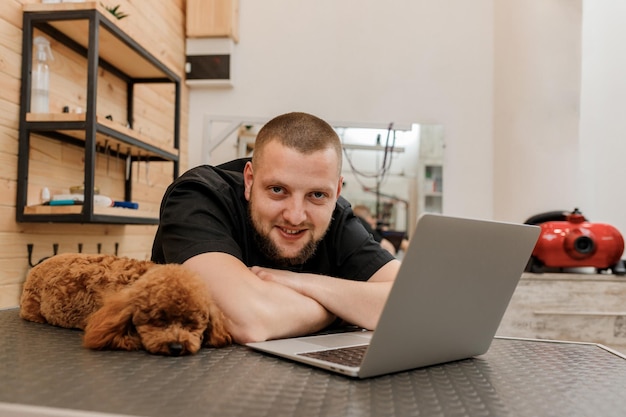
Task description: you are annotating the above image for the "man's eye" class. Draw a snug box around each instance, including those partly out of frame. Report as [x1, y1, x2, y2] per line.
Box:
[311, 192, 327, 199]
[270, 186, 283, 194]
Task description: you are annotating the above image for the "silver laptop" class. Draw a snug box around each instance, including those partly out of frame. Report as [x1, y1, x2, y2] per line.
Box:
[247, 214, 540, 378]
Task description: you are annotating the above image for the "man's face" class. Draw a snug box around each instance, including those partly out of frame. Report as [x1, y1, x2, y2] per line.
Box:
[244, 141, 343, 265]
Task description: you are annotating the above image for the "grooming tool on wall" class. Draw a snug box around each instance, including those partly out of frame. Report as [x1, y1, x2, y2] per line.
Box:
[136, 152, 141, 183]
[104, 139, 110, 175]
[46, 194, 137, 210]
[48, 200, 83, 206]
[50, 194, 112, 206]
[41, 187, 50, 203]
[144, 154, 152, 186]
[116, 143, 120, 171]
[125, 147, 131, 181]
[112, 201, 139, 209]
[69, 185, 100, 194]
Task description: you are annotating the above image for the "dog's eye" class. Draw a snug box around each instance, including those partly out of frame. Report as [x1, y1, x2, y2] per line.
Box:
[159, 309, 168, 320]
[182, 320, 200, 330]
[150, 310, 170, 326]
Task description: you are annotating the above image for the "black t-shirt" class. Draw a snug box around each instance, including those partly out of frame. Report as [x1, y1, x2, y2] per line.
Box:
[151, 158, 394, 281]
[356, 216, 384, 243]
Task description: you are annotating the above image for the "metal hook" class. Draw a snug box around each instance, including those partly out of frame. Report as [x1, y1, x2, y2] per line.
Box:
[27, 243, 59, 268]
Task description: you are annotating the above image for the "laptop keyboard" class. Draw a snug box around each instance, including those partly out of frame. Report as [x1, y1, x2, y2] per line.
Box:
[297, 345, 368, 367]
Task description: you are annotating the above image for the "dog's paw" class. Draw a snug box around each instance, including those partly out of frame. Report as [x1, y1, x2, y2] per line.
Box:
[206, 331, 233, 348]
[19, 309, 47, 324]
[203, 310, 233, 348]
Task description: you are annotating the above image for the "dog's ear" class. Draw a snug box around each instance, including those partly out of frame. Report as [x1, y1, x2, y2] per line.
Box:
[82, 292, 142, 351]
[202, 307, 233, 348]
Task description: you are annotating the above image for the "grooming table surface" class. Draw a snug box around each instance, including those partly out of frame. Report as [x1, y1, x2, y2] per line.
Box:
[2, 308, 626, 417]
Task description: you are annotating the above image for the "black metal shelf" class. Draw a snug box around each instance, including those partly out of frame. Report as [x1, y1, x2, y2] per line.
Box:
[17, 3, 181, 225]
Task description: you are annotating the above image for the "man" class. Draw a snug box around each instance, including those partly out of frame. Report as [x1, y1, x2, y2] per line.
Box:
[352, 204, 398, 255]
[152, 112, 401, 344]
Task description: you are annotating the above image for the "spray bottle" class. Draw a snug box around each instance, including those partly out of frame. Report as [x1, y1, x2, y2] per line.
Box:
[31, 36, 54, 113]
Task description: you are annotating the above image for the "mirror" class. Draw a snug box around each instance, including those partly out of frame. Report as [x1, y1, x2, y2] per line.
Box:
[334, 124, 444, 238]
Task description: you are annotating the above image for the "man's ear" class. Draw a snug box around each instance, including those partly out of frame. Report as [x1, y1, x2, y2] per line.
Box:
[243, 161, 253, 201]
[336, 176, 343, 199]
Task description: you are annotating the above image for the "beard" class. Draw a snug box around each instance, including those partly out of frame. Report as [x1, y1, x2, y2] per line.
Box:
[247, 202, 326, 268]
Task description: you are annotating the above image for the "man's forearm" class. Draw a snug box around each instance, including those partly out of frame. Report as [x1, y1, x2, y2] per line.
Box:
[293, 275, 393, 330]
[251, 260, 400, 330]
[254, 282, 337, 340]
[184, 252, 335, 343]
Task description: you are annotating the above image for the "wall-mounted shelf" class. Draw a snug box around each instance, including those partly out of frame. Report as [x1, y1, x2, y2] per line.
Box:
[17, 2, 181, 225]
[417, 126, 444, 216]
[23, 204, 156, 219]
[23, 2, 175, 80]
[25, 113, 179, 160]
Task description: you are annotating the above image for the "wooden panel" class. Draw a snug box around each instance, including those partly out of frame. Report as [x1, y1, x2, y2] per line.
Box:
[0, 23, 21, 55]
[0, 96, 19, 130]
[498, 272, 626, 351]
[0, 0, 188, 309]
[186, 0, 239, 41]
[0, 224, 159, 309]
[0, 258, 28, 286]
[131, 84, 177, 150]
[0, 65, 21, 106]
[0, 284, 22, 310]
[108, 1, 186, 75]
[3, 0, 25, 30]
[0, 134, 17, 157]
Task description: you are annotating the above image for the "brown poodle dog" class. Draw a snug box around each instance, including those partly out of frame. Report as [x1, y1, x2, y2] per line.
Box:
[20, 253, 232, 356]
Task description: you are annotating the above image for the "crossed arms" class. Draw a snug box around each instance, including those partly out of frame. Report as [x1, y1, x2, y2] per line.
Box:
[184, 252, 401, 344]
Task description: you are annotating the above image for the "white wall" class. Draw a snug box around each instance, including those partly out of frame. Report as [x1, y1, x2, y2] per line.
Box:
[188, 0, 626, 241]
[493, 0, 582, 223]
[189, 0, 495, 219]
[491, 0, 626, 242]
[579, 1, 626, 243]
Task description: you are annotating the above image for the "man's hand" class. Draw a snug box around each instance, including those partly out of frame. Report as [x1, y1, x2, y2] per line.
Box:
[250, 266, 307, 293]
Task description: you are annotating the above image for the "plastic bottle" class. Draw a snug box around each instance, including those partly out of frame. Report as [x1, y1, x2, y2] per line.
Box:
[31, 36, 54, 113]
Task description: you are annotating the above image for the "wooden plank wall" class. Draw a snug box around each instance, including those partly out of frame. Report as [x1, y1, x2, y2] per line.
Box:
[0, 0, 189, 308]
[497, 273, 626, 354]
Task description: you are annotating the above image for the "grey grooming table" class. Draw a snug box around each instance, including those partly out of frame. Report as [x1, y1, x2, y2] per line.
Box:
[2, 307, 626, 417]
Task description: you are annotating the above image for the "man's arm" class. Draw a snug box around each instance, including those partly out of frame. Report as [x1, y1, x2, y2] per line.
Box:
[251, 259, 401, 330]
[380, 238, 397, 255]
[184, 252, 336, 344]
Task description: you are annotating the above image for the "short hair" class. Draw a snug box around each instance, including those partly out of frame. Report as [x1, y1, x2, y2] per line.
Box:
[352, 204, 373, 219]
[252, 112, 342, 172]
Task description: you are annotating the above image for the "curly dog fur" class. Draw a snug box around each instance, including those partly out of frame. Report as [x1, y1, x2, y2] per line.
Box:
[20, 253, 232, 356]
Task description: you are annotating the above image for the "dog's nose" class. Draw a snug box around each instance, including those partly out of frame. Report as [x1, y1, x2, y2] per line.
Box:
[168, 342, 184, 356]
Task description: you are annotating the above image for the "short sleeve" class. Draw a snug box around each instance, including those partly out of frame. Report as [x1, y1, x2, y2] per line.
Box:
[151, 166, 248, 264]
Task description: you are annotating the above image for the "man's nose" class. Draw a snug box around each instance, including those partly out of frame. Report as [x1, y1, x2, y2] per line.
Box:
[283, 198, 306, 225]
